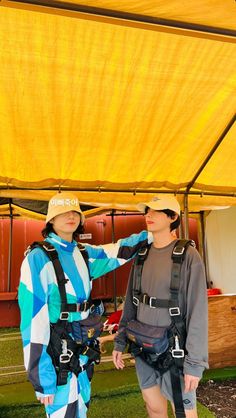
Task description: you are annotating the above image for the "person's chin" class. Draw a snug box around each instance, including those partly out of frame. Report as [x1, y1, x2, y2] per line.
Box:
[147, 225, 156, 232]
[65, 225, 77, 232]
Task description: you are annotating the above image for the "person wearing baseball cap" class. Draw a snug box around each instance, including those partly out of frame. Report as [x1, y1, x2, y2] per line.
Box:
[136, 194, 181, 241]
[18, 191, 153, 418]
[113, 195, 208, 418]
[137, 194, 181, 216]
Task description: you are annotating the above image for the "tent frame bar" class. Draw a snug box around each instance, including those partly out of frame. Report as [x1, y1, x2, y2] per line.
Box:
[186, 114, 236, 193]
[1, 187, 236, 198]
[6, 0, 236, 38]
[181, 113, 236, 239]
[183, 193, 189, 239]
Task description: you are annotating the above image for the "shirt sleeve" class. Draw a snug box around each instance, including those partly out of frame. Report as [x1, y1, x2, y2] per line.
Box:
[183, 249, 209, 378]
[18, 249, 57, 395]
[85, 230, 152, 280]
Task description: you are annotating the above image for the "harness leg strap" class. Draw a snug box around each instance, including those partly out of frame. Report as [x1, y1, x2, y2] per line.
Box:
[57, 367, 69, 386]
[169, 365, 186, 418]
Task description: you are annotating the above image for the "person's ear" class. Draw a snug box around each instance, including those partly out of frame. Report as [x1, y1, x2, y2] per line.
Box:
[170, 214, 178, 223]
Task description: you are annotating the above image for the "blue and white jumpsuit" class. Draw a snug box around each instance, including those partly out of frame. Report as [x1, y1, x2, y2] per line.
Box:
[18, 231, 151, 418]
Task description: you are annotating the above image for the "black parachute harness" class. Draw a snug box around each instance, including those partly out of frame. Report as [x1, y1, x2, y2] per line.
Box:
[129, 239, 194, 418]
[27, 241, 101, 386]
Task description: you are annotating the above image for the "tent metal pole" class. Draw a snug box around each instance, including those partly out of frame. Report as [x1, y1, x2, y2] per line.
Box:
[6, 0, 236, 38]
[111, 209, 117, 311]
[183, 194, 189, 239]
[179, 212, 183, 239]
[7, 199, 13, 292]
[199, 211, 209, 288]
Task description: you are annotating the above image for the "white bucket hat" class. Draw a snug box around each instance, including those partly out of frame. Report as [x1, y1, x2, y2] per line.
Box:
[137, 195, 180, 215]
[46, 192, 85, 224]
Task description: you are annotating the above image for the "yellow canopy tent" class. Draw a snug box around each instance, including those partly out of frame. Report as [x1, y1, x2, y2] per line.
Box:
[0, 0, 236, 220]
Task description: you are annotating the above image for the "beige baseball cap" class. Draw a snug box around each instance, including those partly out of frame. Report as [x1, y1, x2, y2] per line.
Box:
[137, 195, 180, 215]
[46, 192, 85, 224]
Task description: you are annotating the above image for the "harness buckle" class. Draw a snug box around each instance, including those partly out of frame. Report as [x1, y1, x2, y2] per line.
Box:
[171, 349, 185, 358]
[172, 245, 185, 256]
[75, 301, 90, 312]
[169, 307, 180, 316]
[90, 304, 95, 313]
[83, 301, 89, 312]
[60, 312, 69, 320]
[138, 247, 148, 257]
[82, 346, 89, 355]
[171, 335, 184, 358]
[59, 349, 73, 363]
[133, 296, 139, 307]
[149, 297, 157, 308]
[43, 244, 55, 252]
[142, 294, 148, 304]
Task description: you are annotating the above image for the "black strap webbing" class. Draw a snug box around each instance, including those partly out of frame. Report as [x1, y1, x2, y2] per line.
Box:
[132, 239, 194, 314]
[30, 241, 68, 309]
[29, 241, 92, 313]
[169, 239, 194, 328]
[131, 239, 194, 418]
[50, 253, 68, 309]
[77, 242, 90, 274]
[170, 365, 186, 418]
[132, 245, 151, 301]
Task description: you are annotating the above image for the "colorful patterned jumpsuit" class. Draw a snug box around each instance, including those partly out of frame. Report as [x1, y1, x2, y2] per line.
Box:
[18, 231, 151, 418]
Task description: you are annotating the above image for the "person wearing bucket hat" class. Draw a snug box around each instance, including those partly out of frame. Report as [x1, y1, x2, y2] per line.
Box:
[46, 192, 85, 225]
[113, 195, 208, 418]
[18, 191, 153, 418]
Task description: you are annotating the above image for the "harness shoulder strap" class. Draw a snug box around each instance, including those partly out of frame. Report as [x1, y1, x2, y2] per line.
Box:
[29, 241, 69, 312]
[169, 239, 193, 418]
[77, 242, 91, 281]
[132, 244, 151, 305]
[28, 241, 93, 314]
[171, 239, 195, 264]
[170, 239, 195, 306]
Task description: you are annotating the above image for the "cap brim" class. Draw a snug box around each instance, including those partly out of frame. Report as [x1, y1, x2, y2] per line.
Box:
[137, 202, 180, 215]
[137, 202, 148, 212]
[46, 208, 85, 224]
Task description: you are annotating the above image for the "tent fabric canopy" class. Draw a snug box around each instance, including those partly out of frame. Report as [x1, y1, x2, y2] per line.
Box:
[0, 0, 236, 216]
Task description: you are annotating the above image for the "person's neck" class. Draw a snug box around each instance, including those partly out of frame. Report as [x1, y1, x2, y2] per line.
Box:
[57, 232, 73, 243]
[152, 231, 176, 248]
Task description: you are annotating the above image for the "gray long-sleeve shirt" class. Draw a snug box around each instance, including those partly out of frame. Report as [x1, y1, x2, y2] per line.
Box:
[114, 240, 209, 378]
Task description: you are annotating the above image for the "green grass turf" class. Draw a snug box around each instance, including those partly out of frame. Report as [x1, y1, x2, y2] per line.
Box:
[0, 388, 215, 418]
[0, 339, 23, 368]
[0, 368, 216, 417]
[202, 366, 236, 382]
[0, 328, 20, 335]
[0, 327, 234, 417]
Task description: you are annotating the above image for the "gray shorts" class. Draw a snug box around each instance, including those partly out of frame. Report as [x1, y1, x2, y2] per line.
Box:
[135, 356, 196, 410]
